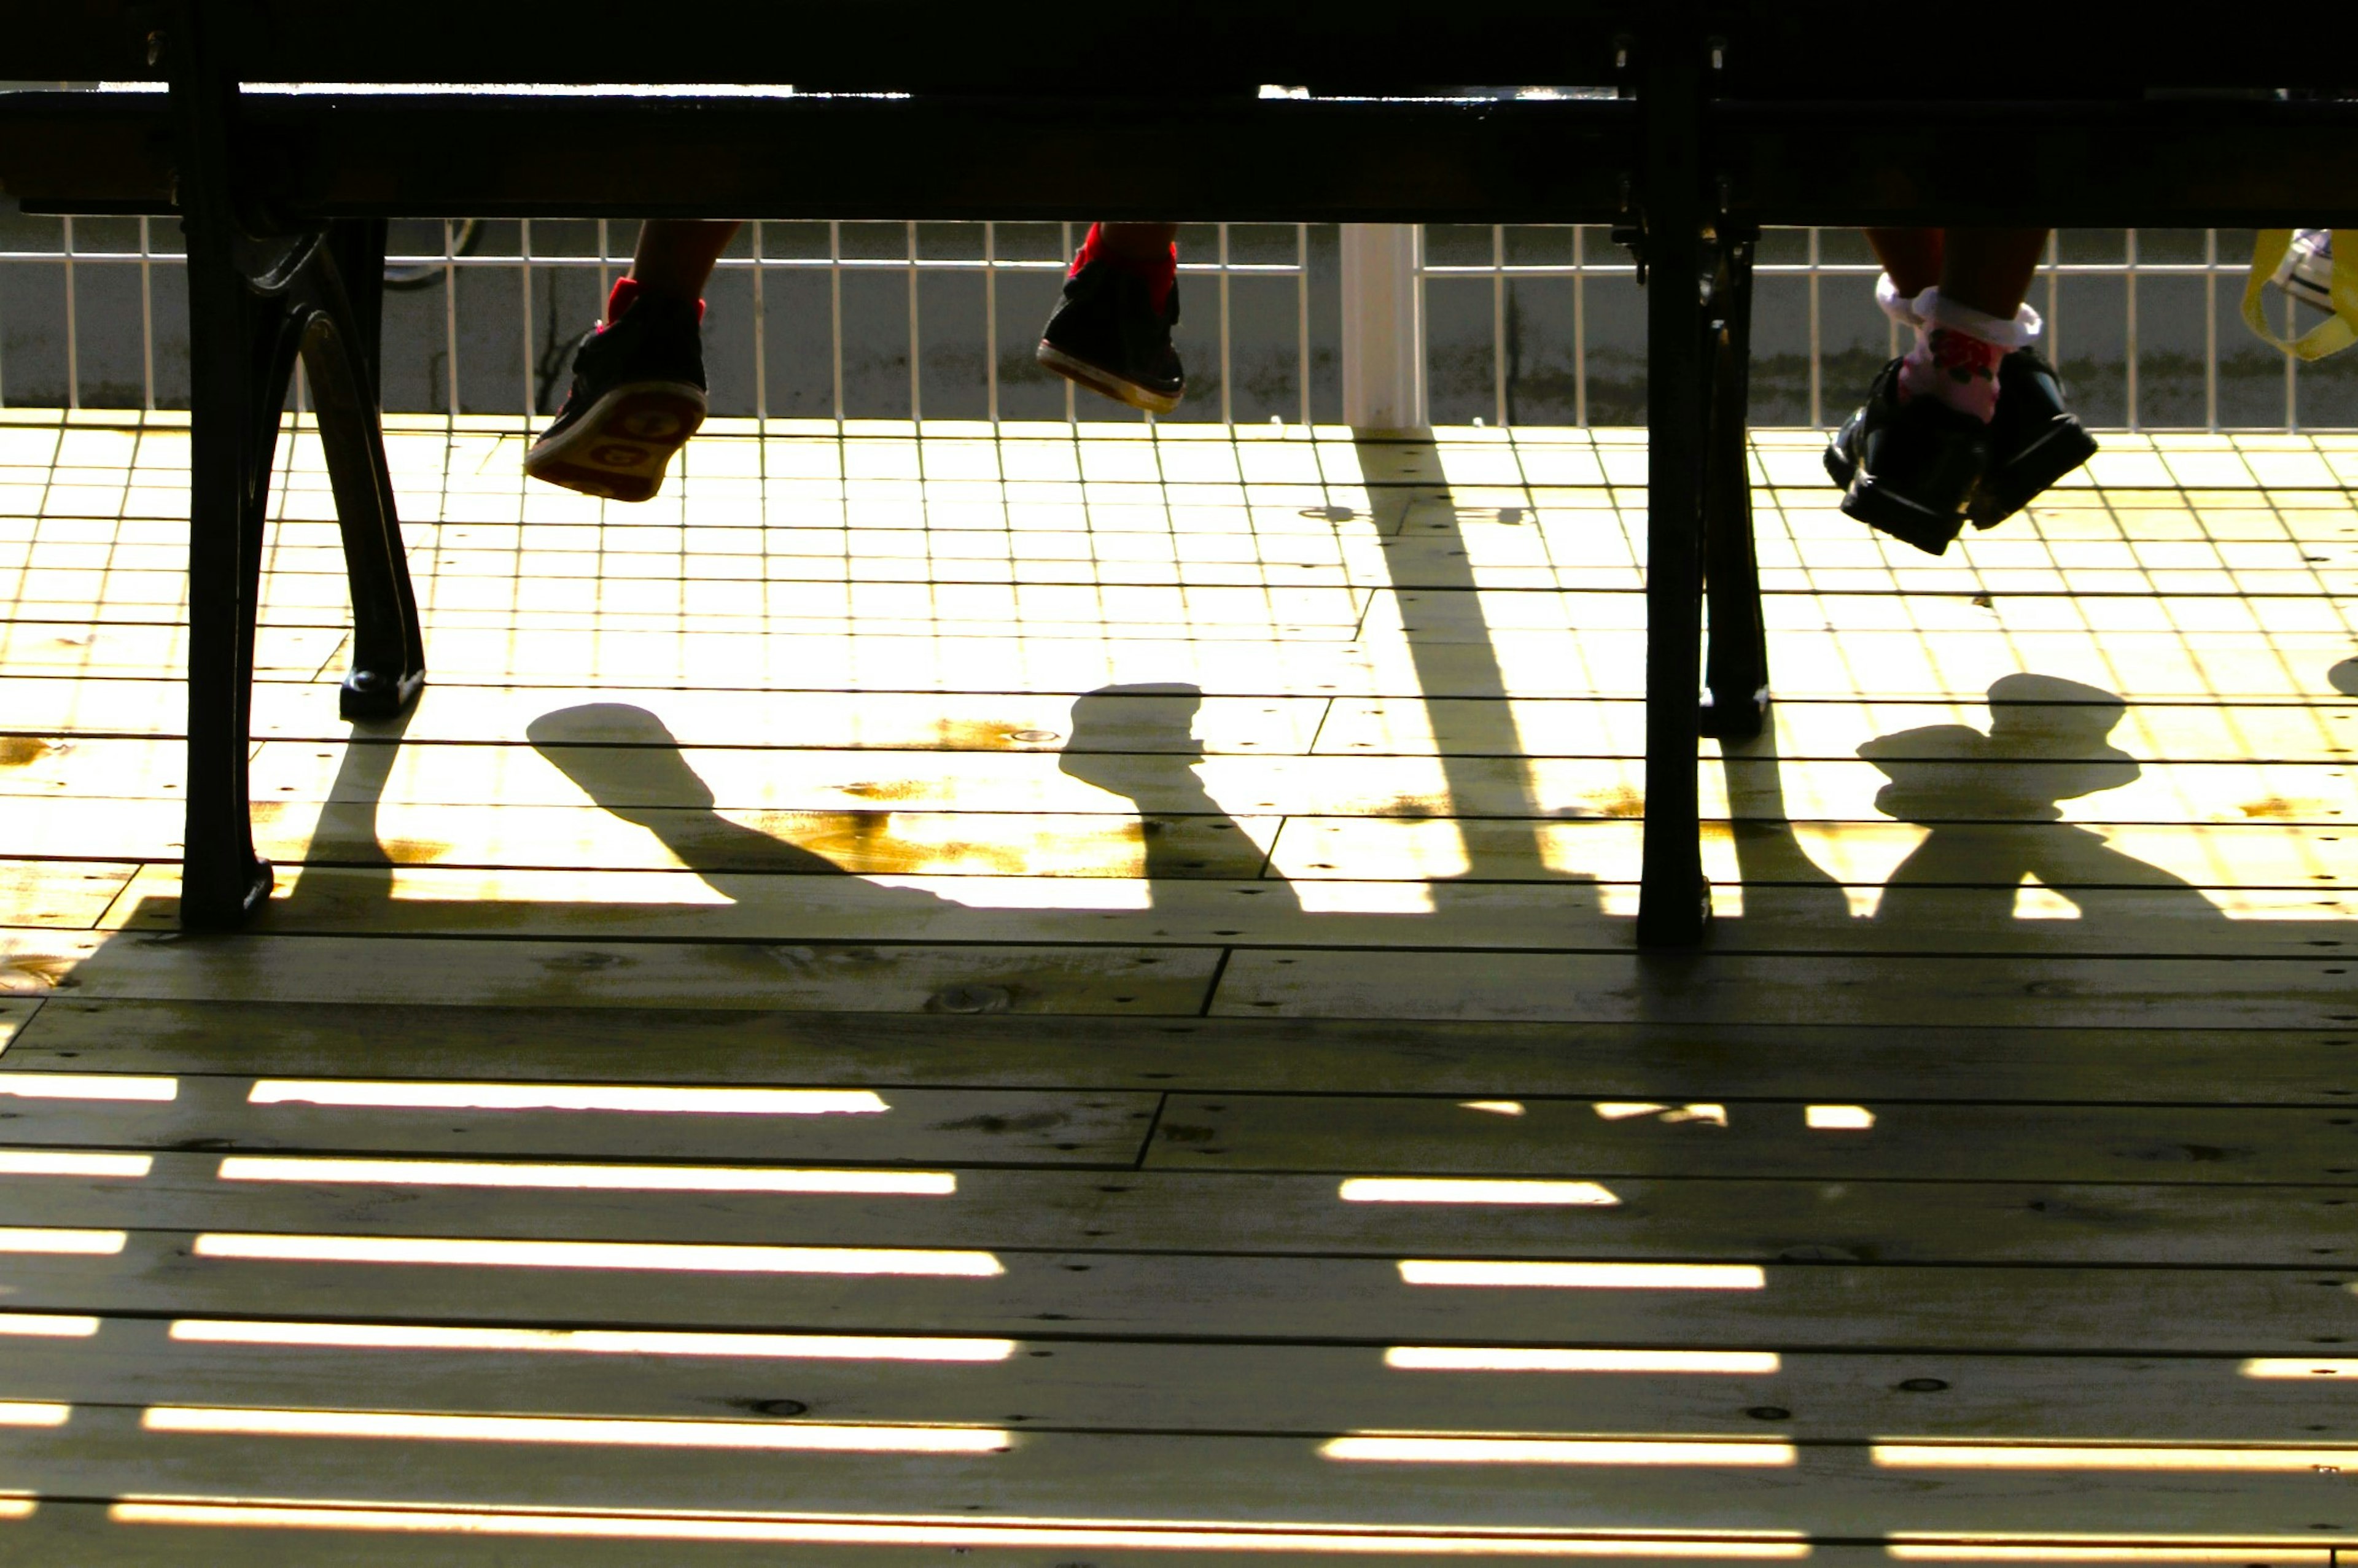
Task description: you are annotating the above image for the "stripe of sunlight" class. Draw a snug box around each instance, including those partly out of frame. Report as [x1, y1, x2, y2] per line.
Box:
[0, 1403, 71, 1427]
[168, 1321, 1015, 1360]
[2240, 1358, 2358, 1377]
[1386, 1349, 1781, 1374]
[1399, 1261, 1765, 1290]
[245, 1081, 887, 1114]
[0, 1315, 100, 1337]
[1889, 1547, 2334, 1564]
[1871, 1443, 2358, 1471]
[0, 1151, 153, 1178]
[0, 1074, 178, 1101]
[0, 1228, 127, 1255]
[141, 1407, 1009, 1453]
[1341, 1179, 1619, 1206]
[1324, 1437, 1798, 1467]
[108, 1500, 1814, 1556]
[189, 1233, 1002, 1276]
[216, 1157, 955, 1195]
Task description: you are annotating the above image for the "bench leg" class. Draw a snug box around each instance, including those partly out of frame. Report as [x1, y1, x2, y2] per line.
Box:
[180, 228, 304, 930]
[1700, 233, 1769, 742]
[299, 223, 426, 719]
[1635, 31, 1711, 949]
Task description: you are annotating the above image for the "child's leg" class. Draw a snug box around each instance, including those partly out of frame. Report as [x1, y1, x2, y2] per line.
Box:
[524, 219, 736, 502]
[1037, 222, 1186, 413]
[1865, 228, 1942, 296]
[1887, 228, 2049, 422]
[626, 220, 742, 307]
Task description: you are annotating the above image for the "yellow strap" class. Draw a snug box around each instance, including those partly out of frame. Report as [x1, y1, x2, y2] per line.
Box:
[2244, 228, 2358, 361]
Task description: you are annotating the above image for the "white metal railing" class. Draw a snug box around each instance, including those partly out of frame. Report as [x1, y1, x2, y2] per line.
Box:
[0, 211, 2343, 430]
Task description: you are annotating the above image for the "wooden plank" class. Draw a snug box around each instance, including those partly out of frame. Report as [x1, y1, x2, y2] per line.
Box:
[122, 741, 2358, 828]
[0, 1232, 2353, 1353]
[2, 1155, 2353, 1265]
[0, 1077, 1158, 1165]
[0, 621, 343, 679]
[2, 1313, 2347, 1443]
[12, 1000, 2351, 1105]
[0, 861, 135, 929]
[91, 866, 2355, 960]
[1314, 697, 2358, 766]
[1277, 817, 2358, 896]
[0, 931, 1218, 1014]
[221, 625, 2358, 702]
[0, 681, 2297, 769]
[1208, 950, 2358, 1028]
[0, 1500, 1943, 1568]
[1142, 1095, 2358, 1186]
[0, 799, 1278, 880]
[0, 1400, 2351, 1539]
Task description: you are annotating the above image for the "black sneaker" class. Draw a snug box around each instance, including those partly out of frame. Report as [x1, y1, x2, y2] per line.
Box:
[525, 290, 706, 503]
[1967, 347, 2096, 529]
[1037, 259, 1185, 414]
[1826, 350, 2095, 534]
[1829, 359, 1989, 556]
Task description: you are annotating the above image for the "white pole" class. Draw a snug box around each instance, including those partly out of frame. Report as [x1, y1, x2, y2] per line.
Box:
[1339, 222, 1425, 431]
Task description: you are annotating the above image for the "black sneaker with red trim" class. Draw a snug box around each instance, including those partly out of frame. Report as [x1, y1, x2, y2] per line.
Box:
[1036, 233, 1185, 414]
[525, 279, 707, 503]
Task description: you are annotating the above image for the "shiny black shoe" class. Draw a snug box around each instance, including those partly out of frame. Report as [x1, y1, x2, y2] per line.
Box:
[525, 292, 706, 503]
[1036, 259, 1185, 414]
[1967, 347, 2097, 529]
[1831, 360, 1990, 556]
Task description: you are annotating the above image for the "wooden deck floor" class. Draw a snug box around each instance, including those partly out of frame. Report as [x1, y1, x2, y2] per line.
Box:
[0, 409, 2355, 1563]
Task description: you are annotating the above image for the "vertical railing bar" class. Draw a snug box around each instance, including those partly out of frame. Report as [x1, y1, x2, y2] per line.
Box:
[751, 220, 769, 429]
[61, 215, 79, 411]
[2203, 227, 2218, 433]
[138, 214, 155, 414]
[1061, 221, 1075, 424]
[906, 219, 922, 426]
[1492, 222, 1508, 427]
[1571, 222, 1586, 428]
[1296, 220, 1311, 427]
[1806, 225, 1822, 429]
[597, 218, 612, 305]
[2123, 227, 2139, 432]
[443, 216, 461, 424]
[984, 221, 1000, 425]
[1218, 221, 1234, 425]
[519, 217, 535, 421]
[830, 219, 846, 426]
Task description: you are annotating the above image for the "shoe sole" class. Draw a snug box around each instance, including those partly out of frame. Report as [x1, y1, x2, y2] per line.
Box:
[1841, 472, 1966, 557]
[1967, 419, 2098, 530]
[524, 382, 706, 503]
[1036, 342, 1183, 415]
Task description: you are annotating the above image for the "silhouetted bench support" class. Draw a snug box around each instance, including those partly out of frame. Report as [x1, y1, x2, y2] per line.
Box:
[163, 5, 425, 926]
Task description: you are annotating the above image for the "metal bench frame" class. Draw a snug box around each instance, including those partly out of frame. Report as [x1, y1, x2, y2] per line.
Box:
[7, 0, 2354, 944]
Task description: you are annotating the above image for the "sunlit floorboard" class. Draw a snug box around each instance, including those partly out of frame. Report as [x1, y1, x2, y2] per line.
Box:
[0, 410, 2354, 1561]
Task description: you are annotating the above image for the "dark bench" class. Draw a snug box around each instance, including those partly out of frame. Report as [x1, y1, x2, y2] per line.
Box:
[5, 1, 2353, 944]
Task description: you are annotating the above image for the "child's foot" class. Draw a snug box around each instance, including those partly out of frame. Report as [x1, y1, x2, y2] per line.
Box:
[1036, 228, 1184, 414]
[525, 278, 707, 503]
[1826, 349, 2096, 534]
[1967, 347, 2096, 529]
[1831, 359, 1989, 556]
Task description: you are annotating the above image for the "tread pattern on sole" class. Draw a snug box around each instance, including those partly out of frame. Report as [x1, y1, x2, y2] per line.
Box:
[524, 384, 707, 503]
